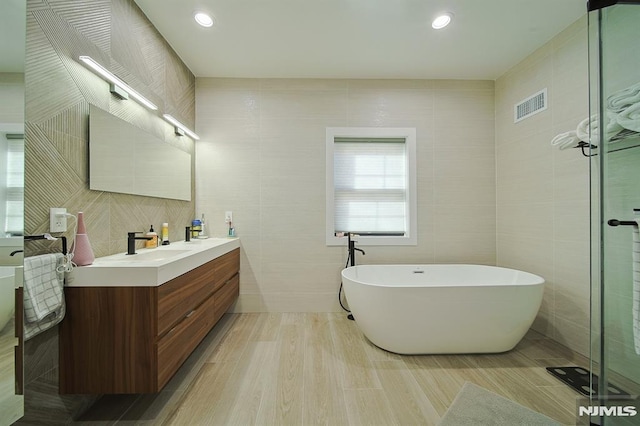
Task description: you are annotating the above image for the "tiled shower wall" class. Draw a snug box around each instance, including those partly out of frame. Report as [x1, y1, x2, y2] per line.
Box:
[495, 16, 590, 356]
[21, 0, 195, 421]
[196, 78, 497, 312]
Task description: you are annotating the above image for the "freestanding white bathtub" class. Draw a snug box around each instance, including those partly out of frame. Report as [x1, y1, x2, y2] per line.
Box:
[341, 264, 545, 354]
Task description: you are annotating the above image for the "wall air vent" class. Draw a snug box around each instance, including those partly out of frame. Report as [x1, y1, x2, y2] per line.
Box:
[514, 88, 547, 123]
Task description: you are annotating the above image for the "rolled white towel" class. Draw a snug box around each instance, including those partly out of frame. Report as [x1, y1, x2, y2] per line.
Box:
[576, 113, 623, 143]
[607, 82, 640, 113]
[551, 131, 580, 150]
[617, 102, 640, 133]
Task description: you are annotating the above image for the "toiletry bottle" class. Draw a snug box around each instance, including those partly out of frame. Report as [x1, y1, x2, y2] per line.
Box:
[145, 225, 158, 248]
[200, 214, 206, 238]
[161, 222, 170, 245]
[191, 219, 201, 239]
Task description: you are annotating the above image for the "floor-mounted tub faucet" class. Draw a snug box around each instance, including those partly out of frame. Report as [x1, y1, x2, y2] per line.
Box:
[348, 233, 365, 266]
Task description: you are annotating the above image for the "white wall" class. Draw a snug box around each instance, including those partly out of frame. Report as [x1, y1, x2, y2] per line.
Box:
[495, 16, 590, 356]
[196, 78, 496, 312]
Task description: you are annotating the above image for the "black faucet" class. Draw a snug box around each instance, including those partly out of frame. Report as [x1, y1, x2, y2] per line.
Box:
[347, 233, 365, 266]
[127, 232, 153, 255]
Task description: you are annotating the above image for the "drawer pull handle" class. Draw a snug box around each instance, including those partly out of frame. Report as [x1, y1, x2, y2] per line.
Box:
[186, 309, 197, 318]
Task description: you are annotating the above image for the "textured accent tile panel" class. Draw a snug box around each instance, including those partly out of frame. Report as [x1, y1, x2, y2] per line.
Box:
[25, 12, 85, 123]
[38, 102, 89, 180]
[26, 0, 48, 12]
[165, 51, 196, 128]
[111, 0, 165, 101]
[110, 0, 152, 85]
[46, 0, 111, 54]
[24, 122, 84, 233]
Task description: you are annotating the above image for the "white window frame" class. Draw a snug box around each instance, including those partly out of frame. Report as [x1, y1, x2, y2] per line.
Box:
[326, 127, 417, 246]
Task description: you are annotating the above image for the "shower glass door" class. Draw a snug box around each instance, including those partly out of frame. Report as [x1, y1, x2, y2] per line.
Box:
[589, 2, 640, 425]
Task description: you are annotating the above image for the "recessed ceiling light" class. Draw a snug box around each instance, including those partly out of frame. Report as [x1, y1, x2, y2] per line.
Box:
[194, 12, 214, 28]
[432, 12, 453, 30]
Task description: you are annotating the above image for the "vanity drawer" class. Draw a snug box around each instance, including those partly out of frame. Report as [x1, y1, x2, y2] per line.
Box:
[157, 293, 217, 389]
[214, 273, 239, 322]
[213, 249, 240, 292]
[157, 259, 217, 336]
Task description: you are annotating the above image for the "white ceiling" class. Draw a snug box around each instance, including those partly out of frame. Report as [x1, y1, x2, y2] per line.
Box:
[0, 1, 588, 79]
[134, 0, 587, 80]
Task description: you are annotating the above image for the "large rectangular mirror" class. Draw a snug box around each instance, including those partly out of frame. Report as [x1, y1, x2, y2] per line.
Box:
[89, 104, 191, 201]
[0, 0, 25, 422]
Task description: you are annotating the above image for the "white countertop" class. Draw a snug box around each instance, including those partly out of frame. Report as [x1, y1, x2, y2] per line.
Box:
[66, 237, 240, 287]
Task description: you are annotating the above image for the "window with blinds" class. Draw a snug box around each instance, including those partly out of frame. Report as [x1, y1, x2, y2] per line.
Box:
[326, 128, 417, 246]
[5, 139, 24, 235]
[333, 137, 407, 235]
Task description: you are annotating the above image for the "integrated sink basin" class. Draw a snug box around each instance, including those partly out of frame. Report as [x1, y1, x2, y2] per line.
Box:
[68, 238, 240, 287]
[119, 250, 191, 262]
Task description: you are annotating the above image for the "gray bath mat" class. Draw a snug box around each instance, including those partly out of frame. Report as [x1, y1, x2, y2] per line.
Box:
[438, 382, 561, 426]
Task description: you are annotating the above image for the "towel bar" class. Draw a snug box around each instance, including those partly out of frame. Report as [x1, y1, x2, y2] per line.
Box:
[24, 234, 67, 255]
[607, 219, 638, 227]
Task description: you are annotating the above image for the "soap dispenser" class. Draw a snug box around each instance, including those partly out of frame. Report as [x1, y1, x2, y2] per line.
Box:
[145, 225, 158, 248]
[161, 222, 170, 245]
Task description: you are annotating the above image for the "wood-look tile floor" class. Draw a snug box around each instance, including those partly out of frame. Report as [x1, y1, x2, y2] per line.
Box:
[160, 313, 587, 426]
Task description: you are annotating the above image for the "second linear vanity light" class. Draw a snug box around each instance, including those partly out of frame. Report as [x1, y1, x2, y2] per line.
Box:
[163, 114, 200, 140]
[78, 56, 158, 111]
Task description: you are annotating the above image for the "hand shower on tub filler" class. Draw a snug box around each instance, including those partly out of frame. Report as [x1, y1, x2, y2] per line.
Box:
[347, 233, 365, 267]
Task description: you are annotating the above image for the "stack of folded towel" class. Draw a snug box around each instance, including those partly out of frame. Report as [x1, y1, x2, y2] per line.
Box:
[607, 82, 640, 113]
[575, 113, 623, 143]
[551, 130, 581, 150]
[23, 253, 65, 340]
[551, 81, 640, 149]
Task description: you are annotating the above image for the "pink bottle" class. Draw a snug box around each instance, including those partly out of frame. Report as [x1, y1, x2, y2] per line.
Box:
[72, 211, 95, 266]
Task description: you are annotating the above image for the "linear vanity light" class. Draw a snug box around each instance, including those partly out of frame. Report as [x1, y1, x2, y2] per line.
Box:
[163, 114, 200, 140]
[78, 56, 158, 111]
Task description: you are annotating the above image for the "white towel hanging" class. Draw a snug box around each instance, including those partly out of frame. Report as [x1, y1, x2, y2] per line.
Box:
[23, 253, 66, 340]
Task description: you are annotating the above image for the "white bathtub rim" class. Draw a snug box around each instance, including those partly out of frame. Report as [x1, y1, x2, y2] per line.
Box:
[341, 264, 544, 288]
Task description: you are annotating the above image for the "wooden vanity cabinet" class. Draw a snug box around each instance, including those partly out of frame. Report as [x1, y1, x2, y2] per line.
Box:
[59, 248, 239, 394]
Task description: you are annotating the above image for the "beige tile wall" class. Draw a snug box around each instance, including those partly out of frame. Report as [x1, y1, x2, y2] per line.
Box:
[196, 78, 496, 312]
[495, 16, 591, 356]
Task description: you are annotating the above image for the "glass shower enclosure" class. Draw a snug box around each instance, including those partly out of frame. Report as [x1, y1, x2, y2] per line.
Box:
[589, 1, 640, 425]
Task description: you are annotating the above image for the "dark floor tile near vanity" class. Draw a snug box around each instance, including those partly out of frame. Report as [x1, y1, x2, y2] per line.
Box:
[116, 390, 185, 425]
[23, 327, 58, 386]
[74, 394, 141, 423]
[15, 371, 98, 425]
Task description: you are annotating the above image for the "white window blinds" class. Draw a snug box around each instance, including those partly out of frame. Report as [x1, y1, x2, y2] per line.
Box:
[5, 139, 24, 235]
[333, 137, 407, 235]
